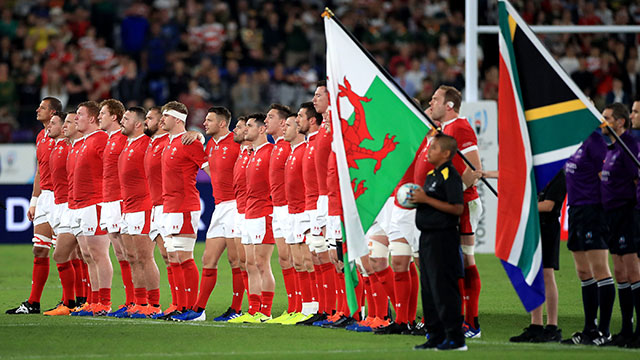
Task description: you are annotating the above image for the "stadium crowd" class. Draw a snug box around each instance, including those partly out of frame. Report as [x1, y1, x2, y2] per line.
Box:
[2, 0, 640, 143]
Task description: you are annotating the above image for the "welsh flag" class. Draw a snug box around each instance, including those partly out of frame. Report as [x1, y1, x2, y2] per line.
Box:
[324, 11, 431, 313]
[497, 0, 602, 311]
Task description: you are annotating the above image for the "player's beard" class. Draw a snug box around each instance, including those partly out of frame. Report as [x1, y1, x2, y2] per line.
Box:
[144, 124, 157, 137]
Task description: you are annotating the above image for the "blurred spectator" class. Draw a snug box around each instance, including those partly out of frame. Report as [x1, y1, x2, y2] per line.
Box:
[230, 72, 259, 116]
[622, 58, 640, 100]
[481, 66, 499, 101]
[572, 55, 596, 98]
[113, 58, 145, 107]
[0, 62, 17, 125]
[605, 77, 631, 107]
[559, 45, 580, 76]
[40, 69, 68, 109]
[393, 62, 416, 97]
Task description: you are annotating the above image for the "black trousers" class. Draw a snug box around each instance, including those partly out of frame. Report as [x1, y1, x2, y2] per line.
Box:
[418, 227, 464, 342]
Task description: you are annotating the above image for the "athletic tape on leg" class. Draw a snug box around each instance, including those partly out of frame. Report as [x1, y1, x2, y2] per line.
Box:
[461, 244, 475, 255]
[368, 239, 389, 258]
[171, 236, 196, 252]
[389, 241, 413, 256]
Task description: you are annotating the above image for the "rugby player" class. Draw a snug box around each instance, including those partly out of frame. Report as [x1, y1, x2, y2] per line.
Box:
[6, 97, 62, 314]
[117, 107, 161, 318]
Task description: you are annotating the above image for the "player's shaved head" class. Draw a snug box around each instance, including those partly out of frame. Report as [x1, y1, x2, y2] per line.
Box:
[127, 106, 147, 122]
[434, 133, 458, 160]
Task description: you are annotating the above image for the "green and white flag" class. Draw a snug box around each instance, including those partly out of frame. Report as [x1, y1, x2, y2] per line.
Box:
[324, 12, 431, 313]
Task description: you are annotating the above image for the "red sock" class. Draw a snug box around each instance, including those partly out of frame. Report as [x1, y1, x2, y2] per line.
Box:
[408, 262, 419, 323]
[336, 271, 346, 314]
[321, 263, 337, 314]
[375, 267, 396, 310]
[241, 270, 249, 295]
[393, 271, 410, 324]
[91, 290, 100, 304]
[458, 278, 466, 316]
[309, 270, 319, 303]
[363, 276, 375, 318]
[147, 288, 160, 306]
[56, 261, 76, 307]
[82, 261, 90, 298]
[248, 293, 261, 315]
[195, 268, 217, 310]
[313, 265, 325, 311]
[260, 291, 275, 316]
[282, 267, 297, 313]
[231, 267, 244, 312]
[28, 257, 50, 304]
[134, 287, 147, 305]
[170, 262, 187, 310]
[297, 271, 313, 303]
[99, 288, 111, 305]
[294, 272, 302, 312]
[71, 259, 84, 300]
[353, 273, 364, 321]
[464, 265, 481, 326]
[371, 274, 389, 319]
[180, 259, 199, 309]
[166, 266, 177, 306]
[118, 260, 134, 304]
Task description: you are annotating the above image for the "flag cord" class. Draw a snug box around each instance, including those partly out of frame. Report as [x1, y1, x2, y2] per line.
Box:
[323, 8, 498, 197]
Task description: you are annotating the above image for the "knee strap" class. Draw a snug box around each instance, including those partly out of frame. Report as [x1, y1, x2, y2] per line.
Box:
[368, 239, 389, 259]
[389, 241, 413, 256]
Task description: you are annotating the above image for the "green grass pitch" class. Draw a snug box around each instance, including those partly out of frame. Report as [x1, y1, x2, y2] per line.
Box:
[0, 243, 638, 359]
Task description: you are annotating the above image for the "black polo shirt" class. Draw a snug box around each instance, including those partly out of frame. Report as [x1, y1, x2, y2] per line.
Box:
[415, 160, 464, 231]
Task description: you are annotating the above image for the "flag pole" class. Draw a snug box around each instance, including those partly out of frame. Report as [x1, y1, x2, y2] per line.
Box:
[601, 123, 640, 169]
[323, 8, 498, 197]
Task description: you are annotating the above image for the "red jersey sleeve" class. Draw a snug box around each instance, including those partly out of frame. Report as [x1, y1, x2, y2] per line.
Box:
[302, 133, 319, 210]
[269, 138, 291, 207]
[102, 131, 127, 202]
[443, 118, 479, 202]
[49, 139, 69, 204]
[144, 134, 169, 206]
[233, 147, 251, 214]
[327, 151, 343, 216]
[66, 138, 84, 209]
[118, 135, 152, 213]
[314, 125, 332, 196]
[36, 130, 56, 191]
[285, 142, 307, 214]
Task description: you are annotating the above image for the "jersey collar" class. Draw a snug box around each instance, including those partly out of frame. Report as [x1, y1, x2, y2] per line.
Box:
[213, 132, 231, 144]
[253, 142, 270, 153]
[306, 131, 319, 142]
[290, 141, 305, 151]
[169, 131, 186, 142]
[108, 129, 121, 138]
[152, 133, 169, 141]
[127, 133, 146, 144]
[440, 117, 466, 130]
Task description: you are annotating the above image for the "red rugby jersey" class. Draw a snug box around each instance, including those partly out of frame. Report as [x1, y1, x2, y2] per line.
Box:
[205, 132, 240, 205]
[413, 137, 434, 188]
[66, 138, 84, 209]
[285, 141, 307, 214]
[302, 132, 319, 210]
[102, 130, 127, 202]
[118, 134, 152, 213]
[441, 117, 479, 202]
[314, 124, 332, 196]
[162, 133, 206, 213]
[245, 142, 274, 219]
[269, 137, 291, 207]
[49, 139, 69, 204]
[74, 130, 108, 207]
[144, 133, 169, 206]
[326, 151, 342, 216]
[36, 129, 56, 191]
[233, 146, 251, 214]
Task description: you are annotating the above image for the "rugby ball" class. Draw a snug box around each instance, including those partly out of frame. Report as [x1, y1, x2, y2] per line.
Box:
[396, 183, 421, 209]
